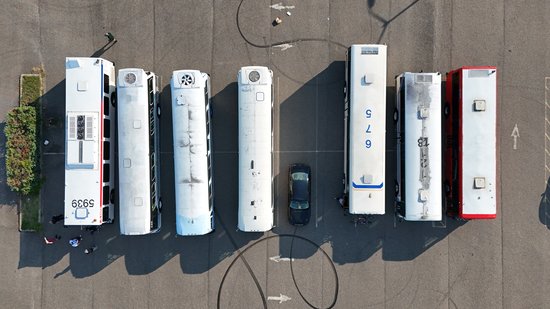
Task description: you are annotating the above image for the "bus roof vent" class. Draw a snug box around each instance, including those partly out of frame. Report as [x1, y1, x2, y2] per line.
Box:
[124, 72, 137, 85]
[415, 74, 433, 83]
[248, 70, 260, 82]
[180, 73, 194, 86]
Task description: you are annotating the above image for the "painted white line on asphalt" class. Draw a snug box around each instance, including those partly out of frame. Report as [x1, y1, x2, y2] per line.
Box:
[314, 76, 320, 229]
[432, 215, 447, 228]
[546, 77, 550, 184]
[269, 3, 295, 11]
[275, 76, 280, 228]
[545, 77, 549, 228]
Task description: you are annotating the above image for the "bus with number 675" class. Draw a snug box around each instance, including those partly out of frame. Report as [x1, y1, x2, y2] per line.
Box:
[344, 44, 387, 215]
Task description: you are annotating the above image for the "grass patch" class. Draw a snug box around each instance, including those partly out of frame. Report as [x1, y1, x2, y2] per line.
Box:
[20, 75, 42, 107]
[20, 194, 41, 231]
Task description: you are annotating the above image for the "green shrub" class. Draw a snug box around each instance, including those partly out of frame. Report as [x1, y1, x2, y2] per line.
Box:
[5, 106, 39, 195]
[20, 75, 41, 107]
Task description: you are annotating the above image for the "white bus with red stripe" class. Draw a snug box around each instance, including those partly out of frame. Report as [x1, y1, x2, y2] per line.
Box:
[64, 57, 116, 226]
[117, 68, 162, 235]
[444, 67, 497, 219]
[344, 44, 387, 215]
[395, 72, 442, 221]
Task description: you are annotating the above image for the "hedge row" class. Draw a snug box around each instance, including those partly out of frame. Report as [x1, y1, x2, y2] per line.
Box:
[5, 106, 39, 195]
[20, 75, 41, 106]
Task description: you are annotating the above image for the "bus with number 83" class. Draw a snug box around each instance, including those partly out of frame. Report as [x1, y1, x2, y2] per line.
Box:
[394, 72, 442, 221]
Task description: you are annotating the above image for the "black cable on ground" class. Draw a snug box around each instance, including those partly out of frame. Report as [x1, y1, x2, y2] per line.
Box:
[290, 227, 339, 309]
[236, 0, 347, 50]
[216, 231, 339, 309]
[215, 211, 267, 309]
[236, 0, 348, 87]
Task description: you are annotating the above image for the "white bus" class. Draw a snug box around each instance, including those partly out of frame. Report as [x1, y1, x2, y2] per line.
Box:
[64, 57, 116, 226]
[117, 68, 162, 235]
[171, 70, 214, 235]
[344, 44, 387, 215]
[444, 66, 497, 219]
[395, 72, 442, 221]
[237, 66, 273, 232]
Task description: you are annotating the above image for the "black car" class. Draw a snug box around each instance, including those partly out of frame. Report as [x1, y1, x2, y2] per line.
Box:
[288, 164, 311, 225]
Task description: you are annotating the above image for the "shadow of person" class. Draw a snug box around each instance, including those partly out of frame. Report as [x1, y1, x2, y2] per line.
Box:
[54, 265, 71, 279]
[90, 40, 117, 58]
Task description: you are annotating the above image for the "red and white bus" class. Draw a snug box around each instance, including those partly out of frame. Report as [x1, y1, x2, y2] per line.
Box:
[444, 66, 497, 219]
[64, 57, 116, 226]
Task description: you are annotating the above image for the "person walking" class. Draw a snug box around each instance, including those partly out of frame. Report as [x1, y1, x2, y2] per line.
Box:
[69, 235, 82, 247]
[49, 214, 64, 224]
[104, 32, 116, 43]
[84, 225, 99, 235]
[84, 245, 98, 254]
[44, 235, 61, 245]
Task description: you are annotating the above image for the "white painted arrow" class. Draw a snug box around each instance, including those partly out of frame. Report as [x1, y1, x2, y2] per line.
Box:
[268, 293, 291, 304]
[270, 3, 295, 11]
[511, 123, 519, 150]
[269, 255, 295, 263]
[273, 43, 294, 51]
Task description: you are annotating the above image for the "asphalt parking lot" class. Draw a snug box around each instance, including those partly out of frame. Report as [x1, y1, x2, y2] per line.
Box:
[0, 0, 549, 308]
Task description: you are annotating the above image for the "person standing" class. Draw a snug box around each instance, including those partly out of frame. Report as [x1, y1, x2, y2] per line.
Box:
[49, 214, 64, 224]
[84, 225, 99, 235]
[44, 235, 61, 245]
[69, 235, 82, 247]
[84, 245, 98, 254]
[104, 32, 116, 43]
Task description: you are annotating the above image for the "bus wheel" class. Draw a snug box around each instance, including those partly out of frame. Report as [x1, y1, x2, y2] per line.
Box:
[110, 189, 115, 204]
[444, 103, 450, 118]
[393, 108, 399, 123]
[394, 180, 399, 196]
[111, 92, 117, 107]
[157, 105, 161, 118]
[444, 181, 451, 195]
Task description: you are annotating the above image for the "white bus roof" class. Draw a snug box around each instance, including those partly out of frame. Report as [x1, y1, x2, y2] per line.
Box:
[171, 70, 213, 235]
[348, 44, 387, 215]
[238, 66, 273, 232]
[64, 57, 113, 225]
[460, 67, 497, 217]
[401, 72, 442, 221]
[117, 68, 153, 235]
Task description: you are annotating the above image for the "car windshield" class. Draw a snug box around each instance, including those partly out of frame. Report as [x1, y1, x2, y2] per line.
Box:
[290, 200, 309, 210]
[291, 172, 309, 201]
[291, 172, 308, 182]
